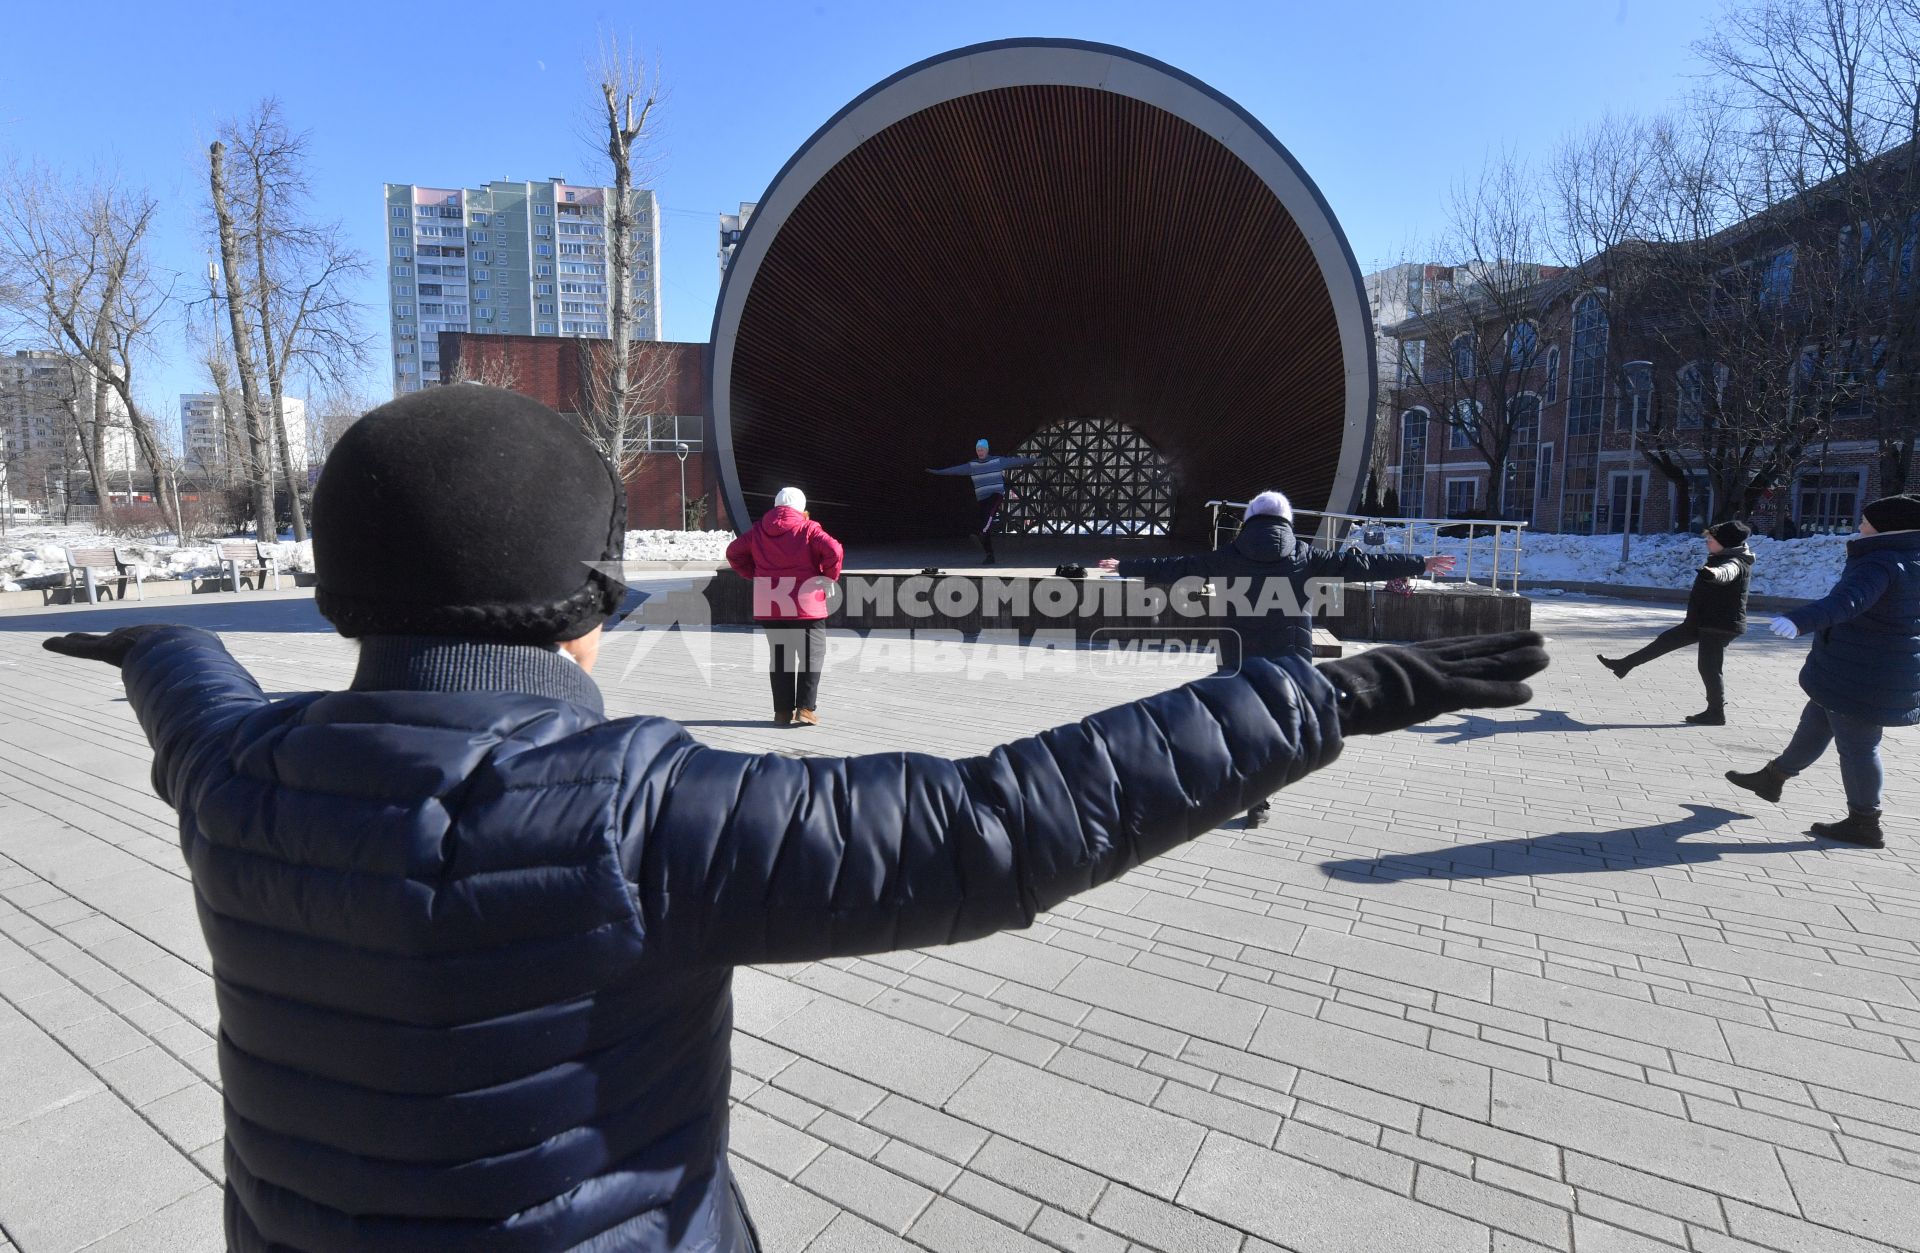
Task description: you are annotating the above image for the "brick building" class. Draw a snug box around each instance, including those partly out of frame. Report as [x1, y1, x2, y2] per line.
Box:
[1380, 183, 1916, 537]
[438, 333, 716, 531]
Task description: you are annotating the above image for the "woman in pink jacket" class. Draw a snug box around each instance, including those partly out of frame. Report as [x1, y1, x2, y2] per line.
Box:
[725, 487, 845, 726]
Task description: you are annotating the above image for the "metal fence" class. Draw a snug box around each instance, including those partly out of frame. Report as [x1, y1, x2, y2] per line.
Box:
[1206, 501, 1528, 593]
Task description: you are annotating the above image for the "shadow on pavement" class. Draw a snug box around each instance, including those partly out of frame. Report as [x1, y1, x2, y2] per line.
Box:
[1409, 707, 1679, 743]
[1320, 803, 1823, 882]
[0, 595, 333, 635]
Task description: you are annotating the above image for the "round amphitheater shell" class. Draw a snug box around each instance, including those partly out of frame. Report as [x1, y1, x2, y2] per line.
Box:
[710, 38, 1376, 543]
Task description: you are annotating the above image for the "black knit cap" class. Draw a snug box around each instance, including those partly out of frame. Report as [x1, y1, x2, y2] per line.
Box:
[312, 385, 626, 642]
[1863, 493, 1920, 534]
[1707, 520, 1751, 549]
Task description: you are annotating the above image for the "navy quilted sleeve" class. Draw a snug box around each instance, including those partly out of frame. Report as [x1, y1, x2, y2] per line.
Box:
[614, 656, 1341, 966]
[119, 627, 271, 809]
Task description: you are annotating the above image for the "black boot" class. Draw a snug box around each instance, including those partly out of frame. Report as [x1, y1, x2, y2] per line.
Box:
[1811, 810, 1884, 848]
[1245, 801, 1271, 828]
[1597, 654, 1630, 679]
[1685, 705, 1726, 726]
[1725, 763, 1786, 803]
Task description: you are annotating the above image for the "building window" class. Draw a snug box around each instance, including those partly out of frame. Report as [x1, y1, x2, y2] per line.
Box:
[393, 284, 412, 297]
[538, 302, 554, 315]
[1615, 361, 1653, 433]
[390, 206, 406, 219]
[391, 226, 408, 238]
[536, 282, 553, 295]
[1544, 345, 1560, 403]
[1795, 469, 1864, 532]
[1603, 471, 1647, 535]
[1761, 247, 1795, 308]
[1398, 341, 1425, 385]
[473, 269, 489, 281]
[394, 304, 412, 318]
[536, 264, 552, 276]
[390, 265, 411, 277]
[1398, 408, 1428, 516]
[472, 250, 490, 263]
[1450, 334, 1475, 380]
[1566, 294, 1608, 437]
[535, 204, 551, 216]
[1445, 478, 1478, 518]
[1449, 399, 1479, 449]
[471, 211, 490, 225]
[1507, 321, 1538, 372]
[1677, 361, 1727, 429]
[1504, 395, 1539, 522]
[538, 321, 554, 334]
[536, 244, 552, 257]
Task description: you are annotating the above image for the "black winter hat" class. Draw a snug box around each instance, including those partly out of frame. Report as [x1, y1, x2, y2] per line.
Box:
[1707, 520, 1751, 549]
[1863, 493, 1920, 534]
[312, 385, 626, 642]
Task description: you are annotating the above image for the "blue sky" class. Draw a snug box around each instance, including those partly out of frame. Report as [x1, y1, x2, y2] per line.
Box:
[2, 0, 1727, 426]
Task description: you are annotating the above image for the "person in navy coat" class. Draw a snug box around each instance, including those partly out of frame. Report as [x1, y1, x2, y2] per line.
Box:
[1727, 493, 1920, 848]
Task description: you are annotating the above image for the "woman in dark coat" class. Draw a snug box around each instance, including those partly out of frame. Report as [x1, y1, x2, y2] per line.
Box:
[39, 389, 1547, 1253]
[1598, 520, 1755, 725]
[1726, 493, 1920, 848]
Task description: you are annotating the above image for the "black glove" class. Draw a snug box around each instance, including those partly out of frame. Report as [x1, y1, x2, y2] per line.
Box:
[1317, 631, 1549, 737]
[42, 625, 172, 669]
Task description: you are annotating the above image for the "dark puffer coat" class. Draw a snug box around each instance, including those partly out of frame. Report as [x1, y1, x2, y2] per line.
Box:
[120, 627, 1342, 1252]
[1685, 544, 1754, 634]
[1116, 515, 1427, 661]
[1786, 528, 1920, 726]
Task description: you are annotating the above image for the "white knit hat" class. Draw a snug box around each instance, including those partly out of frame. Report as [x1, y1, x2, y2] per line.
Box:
[1244, 491, 1293, 521]
[774, 487, 807, 511]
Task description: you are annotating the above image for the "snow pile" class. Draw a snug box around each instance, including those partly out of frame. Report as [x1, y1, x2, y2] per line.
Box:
[623, 529, 734, 562]
[1, 522, 312, 592]
[1506, 531, 1849, 601]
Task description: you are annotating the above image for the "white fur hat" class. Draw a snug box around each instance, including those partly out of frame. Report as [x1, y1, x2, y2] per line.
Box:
[1244, 491, 1293, 521]
[774, 487, 807, 511]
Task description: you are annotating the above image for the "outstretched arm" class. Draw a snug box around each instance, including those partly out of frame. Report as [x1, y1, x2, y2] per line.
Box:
[45, 627, 270, 808]
[1304, 548, 1429, 582]
[1113, 552, 1212, 582]
[1788, 560, 1894, 634]
[617, 656, 1340, 967]
[927, 462, 978, 477]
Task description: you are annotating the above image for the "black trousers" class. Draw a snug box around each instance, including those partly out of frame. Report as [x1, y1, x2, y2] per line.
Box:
[977, 493, 1003, 558]
[762, 622, 826, 713]
[1618, 622, 1735, 705]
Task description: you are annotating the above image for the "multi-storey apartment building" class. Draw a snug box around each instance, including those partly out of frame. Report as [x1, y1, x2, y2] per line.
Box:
[719, 202, 756, 276]
[383, 178, 663, 396]
[179, 393, 308, 476]
[0, 349, 136, 487]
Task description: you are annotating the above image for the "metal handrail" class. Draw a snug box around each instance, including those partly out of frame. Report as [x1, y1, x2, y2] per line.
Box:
[1204, 501, 1528, 593]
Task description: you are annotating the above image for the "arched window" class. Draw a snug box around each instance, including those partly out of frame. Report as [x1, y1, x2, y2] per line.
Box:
[1544, 345, 1560, 404]
[1676, 361, 1726, 429]
[1616, 361, 1653, 433]
[1507, 321, 1539, 372]
[1451, 334, 1476, 380]
[1399, 408, 1428, 516]
[1450, 398, 1481, 449]
[1567, 295, 1608, 437]
[1503, 395, 1541, 522]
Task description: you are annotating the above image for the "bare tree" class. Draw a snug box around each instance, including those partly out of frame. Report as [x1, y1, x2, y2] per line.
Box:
[0, 163, 182, 533]
[445, 339, 519, 390]
[1390, 153, 1559, 520]
[583, 35, 659, 471]
[576, 335, 680, 480]
[309, 383, 375, 468]
[209, 140, 277, 538]
[210, 101, 371, 543]
[1700, 0, 1920, 494]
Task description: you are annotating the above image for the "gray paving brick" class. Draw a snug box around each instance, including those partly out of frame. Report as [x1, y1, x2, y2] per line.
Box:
[1572, 1193, 1689, 1248]
[731, 1103, 829, 1178]
[1152, 1080, 1283, 1145]
[0, 1090, 205, 1253]
[969, 1135, 1108, 1217]
[1414, 1165, 1572, 1249]
[907, 1195, 1049, 1253]
[1721, 1200, 1899, 1253]
[1295, 927, 1493, 998]
[1089, 1183, 1242, 1253]
[802, 1210, 918, 1253]
[1127, 889, 1304, 954]
[1779, 1146, 1920, 1247]
[1053, 959, 1262, 1050]
[1045, 1045, 1161, 1103]
[1028, 1205, 1130, 1253]
[1178, 1132, 1489, 1253]
[1720, 1020, 1920, 1110]
[763, 996, 989, 1107]
[1569, 1214, 1687, 1253]
[70, 1182, 223, 1253]
[1494, 969, 1731, 1060]
[1277, 1119, 1416, 1193]
[1561, 1154, 1724, 1228]
[1251, 1006, 1492, 1118]
[735, 1158, 840, 1251]
[951, 1015, 1060, 1066]
[946, 1057, 1205, 1201]
[863, 1095, 989, 1165]
[795, 1146, 933, 1233]
[1490, 1073, 1793, 1208]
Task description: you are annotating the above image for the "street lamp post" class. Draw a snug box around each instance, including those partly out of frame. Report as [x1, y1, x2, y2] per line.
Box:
[674, 441, 689, 531]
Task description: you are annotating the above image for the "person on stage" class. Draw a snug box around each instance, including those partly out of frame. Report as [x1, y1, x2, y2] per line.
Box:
[928, 438, 1040, 565]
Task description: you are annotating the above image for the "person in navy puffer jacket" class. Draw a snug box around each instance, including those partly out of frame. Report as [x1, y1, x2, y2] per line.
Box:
[41, 386, 1548, 1253]
[725, 486, 843, 726]
[1727, 493, 1920, 848]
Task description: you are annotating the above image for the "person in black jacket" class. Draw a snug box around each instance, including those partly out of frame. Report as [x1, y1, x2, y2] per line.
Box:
[1598, 520, 1755, 726]
[1098, 491, 1455, 826]
[40, 388, 1547, 1253]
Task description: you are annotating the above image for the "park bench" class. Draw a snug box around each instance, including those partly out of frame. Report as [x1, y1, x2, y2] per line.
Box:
[217, 540, 282, 592]
[63, 547, 144, 604]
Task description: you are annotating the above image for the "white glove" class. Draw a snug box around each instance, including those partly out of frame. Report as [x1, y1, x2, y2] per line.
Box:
[1769, 616, 1800, 639]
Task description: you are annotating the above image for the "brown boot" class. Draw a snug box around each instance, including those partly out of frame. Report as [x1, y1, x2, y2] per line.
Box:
[792, 708, 819, 727]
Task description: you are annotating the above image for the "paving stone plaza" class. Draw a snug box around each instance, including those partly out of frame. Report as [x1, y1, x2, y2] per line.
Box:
[0, 587, 1915, 1253]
